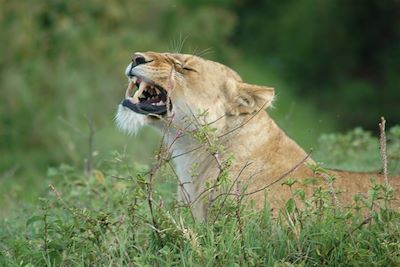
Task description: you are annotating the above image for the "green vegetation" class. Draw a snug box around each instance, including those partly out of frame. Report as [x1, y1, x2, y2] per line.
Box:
[233, 0, 400, 129]
[1, 1, 400, 265]
[315, 126, 400, 174]
[1, 128, 400, 266]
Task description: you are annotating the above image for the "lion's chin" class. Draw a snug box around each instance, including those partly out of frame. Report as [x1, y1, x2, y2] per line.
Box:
[115, 104, 148, 135]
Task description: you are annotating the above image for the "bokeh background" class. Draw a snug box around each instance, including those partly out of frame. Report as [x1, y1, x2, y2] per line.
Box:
[1, 0, 399, 217]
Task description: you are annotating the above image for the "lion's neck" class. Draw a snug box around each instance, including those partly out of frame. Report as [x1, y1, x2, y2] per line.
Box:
[165, 112, 311, 205]
[165, 130, 211, 205]
[223, 112, 310, 164]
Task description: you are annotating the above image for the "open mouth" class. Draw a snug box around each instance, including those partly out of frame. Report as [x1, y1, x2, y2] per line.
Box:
[122, 76, 171, 116]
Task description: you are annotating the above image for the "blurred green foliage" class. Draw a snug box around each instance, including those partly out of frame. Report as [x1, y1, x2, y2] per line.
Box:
[234, 0, 400, 129]
[0, 1, 399, 216]
[315, 126, 400, 173]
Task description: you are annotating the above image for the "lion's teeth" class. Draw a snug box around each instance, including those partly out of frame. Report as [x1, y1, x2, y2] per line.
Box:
[132, 81, 147, 104]
[125, 81, 135, 98]
[149, 87, 156, 95]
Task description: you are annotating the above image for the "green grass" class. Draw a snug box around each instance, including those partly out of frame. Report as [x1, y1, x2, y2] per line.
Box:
[1, 128, 399, 266]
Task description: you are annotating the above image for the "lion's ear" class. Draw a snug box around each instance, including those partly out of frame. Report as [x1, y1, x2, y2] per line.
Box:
[226, 80, 275, 115]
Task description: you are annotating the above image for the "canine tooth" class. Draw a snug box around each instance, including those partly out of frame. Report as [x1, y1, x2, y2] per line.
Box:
[131, 76, 138, 84]
[125, 81, 135, 98]
[132, 81, 147, 103]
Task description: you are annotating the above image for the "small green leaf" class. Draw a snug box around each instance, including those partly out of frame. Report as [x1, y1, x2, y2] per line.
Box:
[294, 188, 305, 200]
[282, 178, 297, 187]
[285, 198, 295, 213]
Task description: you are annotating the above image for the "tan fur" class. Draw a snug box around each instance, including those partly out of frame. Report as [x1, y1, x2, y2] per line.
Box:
[116, 52, 400, 220]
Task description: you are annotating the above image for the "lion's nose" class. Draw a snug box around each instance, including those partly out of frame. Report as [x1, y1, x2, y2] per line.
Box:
[125, 63, 134, 77]
[126, 53, 148, 77]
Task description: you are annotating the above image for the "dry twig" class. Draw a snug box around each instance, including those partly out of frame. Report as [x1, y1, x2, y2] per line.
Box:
[379, 117, 389, 187]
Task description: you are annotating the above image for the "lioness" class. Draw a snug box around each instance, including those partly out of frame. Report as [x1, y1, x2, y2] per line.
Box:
[116, 52, 400, 220]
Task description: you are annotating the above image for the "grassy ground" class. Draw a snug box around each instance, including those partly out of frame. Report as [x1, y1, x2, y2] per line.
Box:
[1, 124, 399, 266]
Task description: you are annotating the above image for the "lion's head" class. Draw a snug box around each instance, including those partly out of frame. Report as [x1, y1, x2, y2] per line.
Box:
[116, 52, 275, 134]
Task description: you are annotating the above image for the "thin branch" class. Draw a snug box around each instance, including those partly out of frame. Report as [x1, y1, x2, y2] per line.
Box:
[210, 162, 252, 223]
[212, 152, 312, 199]
[143, 114, 177, 245]
[379, 117, 389, 187]
[170, 145, 203, 160]
[218, 101, 269, 138]
[206, 113, 226, 126]
[189, 180, 222, 207]
[234, 180, 248, 262]
[208, 170, 262, 207]
[244, 152, 311, 196]
[187, 107, 224, 174]
[167, 161, 196, 221]
[320, 173, 341, 211]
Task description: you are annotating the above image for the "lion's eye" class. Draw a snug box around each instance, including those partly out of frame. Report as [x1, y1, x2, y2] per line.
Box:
[182, 66, 196, 72]
[175, 62, 196, 72]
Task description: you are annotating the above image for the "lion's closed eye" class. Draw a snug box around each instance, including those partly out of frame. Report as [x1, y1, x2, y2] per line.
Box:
[174, 60, 197, 73]
[182, 66, 197, 72]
